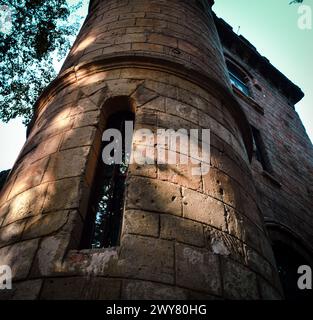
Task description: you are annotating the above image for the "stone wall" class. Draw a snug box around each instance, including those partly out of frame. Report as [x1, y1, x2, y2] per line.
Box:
[221, 44, 313, 258]
[0, 0, 283, 299]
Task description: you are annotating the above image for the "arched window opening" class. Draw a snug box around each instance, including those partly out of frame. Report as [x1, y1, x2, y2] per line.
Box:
[227, 61, 251, 97]
[251, 125, 272, 173]
[272, 240, 313, 300]
[81, 109, 135, 249]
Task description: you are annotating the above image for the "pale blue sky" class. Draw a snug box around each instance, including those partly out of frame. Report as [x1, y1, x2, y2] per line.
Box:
[0, 0, 312, 171]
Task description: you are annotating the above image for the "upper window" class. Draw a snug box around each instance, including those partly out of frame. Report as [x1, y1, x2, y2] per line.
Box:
[81, 109, 135, 249]
[251, 125, 272, 173]
[227, 61, 251, 97]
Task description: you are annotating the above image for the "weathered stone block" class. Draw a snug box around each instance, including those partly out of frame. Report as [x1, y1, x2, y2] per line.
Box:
[0, 239, 39, 280]
[61, 247, 119, 276]
[222, 258, 259, 299]
[128, 162, 157, 179]
[226, 208, 244, 240]
[210, 142, 252, 192]
[202, 167, 242, 210]
[165, 97, 199, 125]
[144, 80, 177, 99]
[160, 214, 204, 247]
[0, 290, 13, 300]
[135, 109, 158, 127]
[26, 133, 62, 166]
[84, 148, 99, 186]
[108, 18, 136, 30]
[175, 243, 221, 295]
[3, 184, 48, 225]
[148, 33, 177, 47]
[182, 188, 227, 231]
[244, 245, 273, 282]
[42, 147, 91, 183]
[241, 218, 262, 253]
[140, 96, 166, 112]
[257, 277, 282, 300]
[40, 277, 121, 300]
[61, 126, 98, 150]
[12, 279, 43, 300]
[42, 177, 87, 213]
[0, 178, 14, 207]
[132, 42, 164, 53]
[106, 79, 143, 97]
[18, 132, 61, 168]
[122, 280, 187, 300]
[126, 176, 182, 216]
[258, 233, 277, 268]
[31, 211, 83, 277]
[0, 219, 25, 248]
[178, 39, 201, 56]
[8, 157, 49, 200]
[157, 112, 194, 131]
[122, 210, 159, 237]
[204, 226, 245, 263]
[69, 97, 99, 116]
[74, 110, 101, 129]
[119, 235, 174, 284]
[22, 210, 70, 240]
[131, 84, 159, 107]
[116, 33, 147, 45]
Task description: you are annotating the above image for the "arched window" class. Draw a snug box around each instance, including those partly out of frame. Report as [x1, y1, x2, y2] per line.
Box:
[81, 102, 135, 249]
[227, 61, 251, 97]
[250, 125, 272, 173]
[268, 226, 313, 300]
[273, 241, 312, 300]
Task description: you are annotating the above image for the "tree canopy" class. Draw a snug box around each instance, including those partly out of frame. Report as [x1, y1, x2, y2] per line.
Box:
[0, 0, 82, 125]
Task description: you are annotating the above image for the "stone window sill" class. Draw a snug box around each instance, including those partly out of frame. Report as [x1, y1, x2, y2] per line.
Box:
[232, 86, 265, 115]
[262, 170, 282, 188]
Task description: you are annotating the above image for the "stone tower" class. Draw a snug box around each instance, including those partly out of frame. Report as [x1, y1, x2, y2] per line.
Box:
[0, 0, 284, 299]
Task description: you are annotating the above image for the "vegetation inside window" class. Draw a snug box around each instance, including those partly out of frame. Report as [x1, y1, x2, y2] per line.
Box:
[81, 111, 135, 249]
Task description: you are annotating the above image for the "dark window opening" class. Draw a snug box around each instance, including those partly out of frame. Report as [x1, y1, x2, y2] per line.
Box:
[251, 126, 272, 173]
[272, 241, 313, 300]
[227, 61, 251, 97]
[81, 111, 135, 249]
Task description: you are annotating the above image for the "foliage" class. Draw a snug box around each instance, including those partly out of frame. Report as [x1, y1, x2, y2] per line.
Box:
[0, 0, 82, 125]
[289, 0, 304, 4]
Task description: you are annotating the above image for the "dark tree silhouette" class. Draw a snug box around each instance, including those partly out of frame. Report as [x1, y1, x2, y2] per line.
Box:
[290, 0, 304, 4]
[0, 0, 82, 125]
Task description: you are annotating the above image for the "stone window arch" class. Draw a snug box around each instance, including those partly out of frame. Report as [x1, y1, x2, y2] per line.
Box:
[267, 224, 313, 300]
[80, 96, 135, 249]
